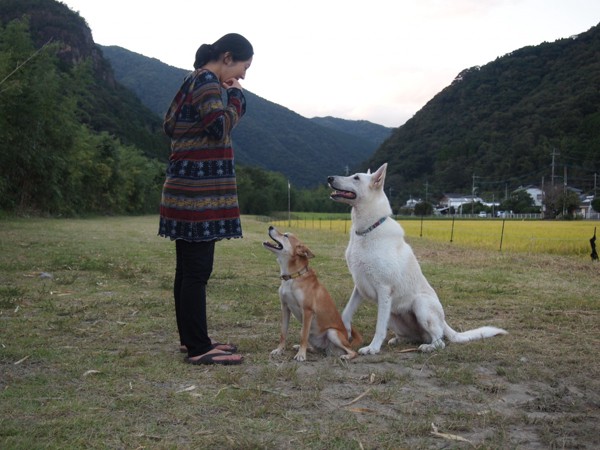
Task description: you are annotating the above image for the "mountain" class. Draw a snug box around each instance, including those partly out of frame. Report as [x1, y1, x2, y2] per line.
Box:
[4, 0, 597, 213]
[364, 24, 600, 208]
[0, 0, 169, 162]
[309, 116, 392, 148]
[99, 45, 393, 187]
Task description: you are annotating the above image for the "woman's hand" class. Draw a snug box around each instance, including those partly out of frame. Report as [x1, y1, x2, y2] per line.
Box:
[222, 78, 242, 90]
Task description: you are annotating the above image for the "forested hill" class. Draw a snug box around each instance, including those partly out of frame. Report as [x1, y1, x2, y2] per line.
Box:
[0, 0, 388, 216]
[309, 116, 391, 147]
[99, 45, 393, 187]
[365, 23, 600, 208]
[0, 0, 168, 161]
[0, 0, 170, 215]
[3, 0, 597, 217]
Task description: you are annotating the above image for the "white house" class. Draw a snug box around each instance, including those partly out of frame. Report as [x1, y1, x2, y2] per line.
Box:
[579, 195, 599, 219]
[439, 194, 484, 210]
[514, 185, 543, 207]
[404, 197, 422, 209]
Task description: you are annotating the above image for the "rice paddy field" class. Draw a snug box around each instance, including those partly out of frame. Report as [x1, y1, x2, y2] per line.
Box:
[271, 217, 600, 257]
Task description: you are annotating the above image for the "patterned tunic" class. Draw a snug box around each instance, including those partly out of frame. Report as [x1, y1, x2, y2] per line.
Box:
[158, 69, 246, 241]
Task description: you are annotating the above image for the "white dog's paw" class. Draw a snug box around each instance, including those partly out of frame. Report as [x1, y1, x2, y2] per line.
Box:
[388, 337, 400, 346]
[418, 340, 445, 353]
[270, 348, 285, 357]
[358, 345, 380, 355]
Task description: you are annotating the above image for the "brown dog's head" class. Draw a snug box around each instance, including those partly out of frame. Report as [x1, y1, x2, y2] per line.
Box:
[263, 226, 314, 269]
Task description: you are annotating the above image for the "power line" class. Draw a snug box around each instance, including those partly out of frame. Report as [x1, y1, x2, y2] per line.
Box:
[0, 38, 53, 89]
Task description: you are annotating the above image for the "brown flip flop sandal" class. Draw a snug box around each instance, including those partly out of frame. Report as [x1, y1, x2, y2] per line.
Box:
[180, 342, 238, 353]
[186, 351, 243, 366]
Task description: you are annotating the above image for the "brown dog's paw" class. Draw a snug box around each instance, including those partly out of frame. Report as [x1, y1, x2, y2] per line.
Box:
[293, 351, 307, 362]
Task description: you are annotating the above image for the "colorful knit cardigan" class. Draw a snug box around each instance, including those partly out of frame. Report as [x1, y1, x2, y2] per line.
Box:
[158, 69, 246, 242]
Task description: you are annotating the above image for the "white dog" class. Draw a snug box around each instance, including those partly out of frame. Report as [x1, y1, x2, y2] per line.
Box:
[328, 163, 507, 354]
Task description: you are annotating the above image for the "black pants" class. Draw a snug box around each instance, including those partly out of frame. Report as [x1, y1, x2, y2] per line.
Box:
[174, 239, 215, 357]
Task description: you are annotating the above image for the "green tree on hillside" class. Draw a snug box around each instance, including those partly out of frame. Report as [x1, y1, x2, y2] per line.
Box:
[0, 18, 164, 215]
[0, 19, 76, 212]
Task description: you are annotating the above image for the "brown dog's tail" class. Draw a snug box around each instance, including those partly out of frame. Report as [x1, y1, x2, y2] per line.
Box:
[350, 327, 363, 349]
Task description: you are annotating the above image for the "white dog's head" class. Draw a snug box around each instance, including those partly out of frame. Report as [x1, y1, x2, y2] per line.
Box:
[263, 226, 314, 271]
[328, 163, 388, 206]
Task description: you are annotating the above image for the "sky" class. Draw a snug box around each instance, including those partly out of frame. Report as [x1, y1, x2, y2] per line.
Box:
[60, 0, 600, 128]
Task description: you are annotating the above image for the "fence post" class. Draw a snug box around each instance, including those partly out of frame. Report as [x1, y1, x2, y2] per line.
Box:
[499, 219, 506, 252]
[450, 216, 455, 243]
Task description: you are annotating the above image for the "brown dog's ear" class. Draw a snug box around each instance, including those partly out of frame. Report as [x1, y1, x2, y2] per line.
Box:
[296, 244, 315, 259]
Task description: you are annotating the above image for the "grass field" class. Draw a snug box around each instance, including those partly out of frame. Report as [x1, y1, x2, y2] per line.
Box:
[1, 215, 599, 449]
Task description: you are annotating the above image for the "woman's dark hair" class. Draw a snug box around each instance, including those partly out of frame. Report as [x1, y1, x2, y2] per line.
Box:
[194, 33, 253, 69]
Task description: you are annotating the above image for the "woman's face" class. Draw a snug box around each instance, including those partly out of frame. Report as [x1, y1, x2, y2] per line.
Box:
[223, 56, 252, 81]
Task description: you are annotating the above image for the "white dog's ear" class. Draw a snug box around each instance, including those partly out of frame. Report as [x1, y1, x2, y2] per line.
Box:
[370, 163, 387, 190]
[296, 244, 315, 259]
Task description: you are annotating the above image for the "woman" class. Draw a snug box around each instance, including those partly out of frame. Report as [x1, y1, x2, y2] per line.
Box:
[159, 33, 253, 365]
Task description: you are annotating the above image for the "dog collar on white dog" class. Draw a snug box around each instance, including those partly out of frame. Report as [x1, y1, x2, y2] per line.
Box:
[280, 266, 309, 281]
[355, 216, 388, 236]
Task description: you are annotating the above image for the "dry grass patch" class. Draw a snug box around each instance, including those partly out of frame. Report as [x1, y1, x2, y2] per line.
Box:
[1, 215, 599, 449]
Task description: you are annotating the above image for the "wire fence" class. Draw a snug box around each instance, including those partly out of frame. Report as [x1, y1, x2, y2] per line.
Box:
[267, 216, 600, 258]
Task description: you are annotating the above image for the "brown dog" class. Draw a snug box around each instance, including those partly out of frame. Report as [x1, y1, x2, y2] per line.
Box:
[263, 226, 361, 361]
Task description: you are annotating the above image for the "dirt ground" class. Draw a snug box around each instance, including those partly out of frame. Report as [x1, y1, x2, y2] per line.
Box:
[243, 341, 598, 449]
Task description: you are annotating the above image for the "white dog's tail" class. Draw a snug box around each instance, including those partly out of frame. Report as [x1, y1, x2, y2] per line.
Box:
[444, 323, 507, 343]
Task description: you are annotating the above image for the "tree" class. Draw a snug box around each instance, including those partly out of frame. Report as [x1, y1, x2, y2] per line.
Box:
[414, 202, 433, 216]
[500, 190, 538, 214]
[0, 18, 165, 216]
[0, 18, 76, 212]
[543, 186, 581, 219]
[237, 166, 289, 215]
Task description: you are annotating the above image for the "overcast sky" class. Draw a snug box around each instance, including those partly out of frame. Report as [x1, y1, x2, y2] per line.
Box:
[61, 0, 600, 127]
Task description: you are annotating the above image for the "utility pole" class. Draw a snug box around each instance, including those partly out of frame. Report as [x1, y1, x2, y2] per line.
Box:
[541, 176, 545, 217]
[471, 174, 478, 214]
[563, 166, 567, 217]
[287, 180, 291, 226]
[551, 148, 560, 187]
